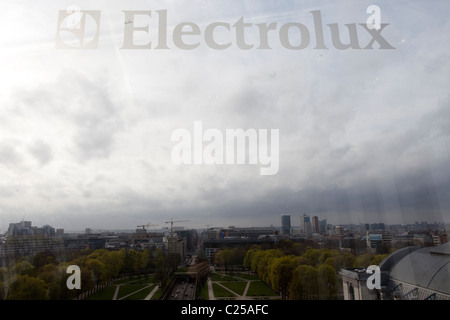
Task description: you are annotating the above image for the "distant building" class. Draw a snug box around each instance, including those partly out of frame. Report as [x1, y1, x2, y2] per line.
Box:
[312, 216, 319, 234]
[177, 229, 198, 253]
[370, 223, 385, 231]
[1, 221, 64, 263]
[7, 221, 32, 236]
[167, 236, 186, 258]
[365, 232, 393, 254]
[56, 229, 64, 237]
[205, 247, 220, 261]
[281, 214, 291, 235]
[340, 268, 383, 300]
[302, 214, 312, 237]
[432, 233, 448, 246]
[319, 219, 327, 233]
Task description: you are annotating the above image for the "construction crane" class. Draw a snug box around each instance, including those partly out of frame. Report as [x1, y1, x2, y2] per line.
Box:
[165, 219, 189, 237]
[137, 223, 158, 232]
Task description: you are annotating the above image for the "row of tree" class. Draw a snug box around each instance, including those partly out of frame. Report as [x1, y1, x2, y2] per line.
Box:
[214, 242, 387, 300]
[0, 248, 181, 300]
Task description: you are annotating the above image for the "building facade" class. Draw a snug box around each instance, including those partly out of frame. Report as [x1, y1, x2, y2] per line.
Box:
[281, 214, 291, 235]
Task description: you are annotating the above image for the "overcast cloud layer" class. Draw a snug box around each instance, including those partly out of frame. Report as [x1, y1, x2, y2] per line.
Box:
[0, 0, 449, 231]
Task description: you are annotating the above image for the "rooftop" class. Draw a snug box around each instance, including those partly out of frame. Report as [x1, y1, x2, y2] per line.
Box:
[379, 242, 450, 295]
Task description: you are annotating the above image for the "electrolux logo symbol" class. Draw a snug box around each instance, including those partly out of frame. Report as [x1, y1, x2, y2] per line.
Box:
[56, 5, 101, 49]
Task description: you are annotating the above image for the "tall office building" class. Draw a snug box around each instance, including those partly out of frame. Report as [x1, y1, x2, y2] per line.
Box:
[302, 213, 312, 237]
[281, 214, 291, 235]
[319, 219, 327, 234]
[312, 216, 319, 234]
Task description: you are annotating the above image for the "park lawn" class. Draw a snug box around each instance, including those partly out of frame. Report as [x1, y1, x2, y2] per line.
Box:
[219, 281, 247, 296]
[176, 267, 189, 273]
[85, 285, 117, 300]
[122, 284, 156, 300]
[210, 273, 238, 282]
[117, 284, 149, 299]
[212, 283, 236, 298]
[199, 284, 209, 300]
[230, 273, 259, 281]
[125, 276, 154, 285]
[115, 277, 138, 284]
[246, 281, 277, 296]
[150, 287, 165, 300]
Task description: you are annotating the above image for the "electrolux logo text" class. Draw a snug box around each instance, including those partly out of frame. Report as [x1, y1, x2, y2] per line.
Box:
[55, 5, 395, 50]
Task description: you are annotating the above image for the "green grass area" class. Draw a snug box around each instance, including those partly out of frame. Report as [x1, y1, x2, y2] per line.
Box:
[199, 284, 209, 300]
[117, 284, 149, 299]
[210, 273, 238, 282]
[150, 287, 164, 300]
[121, 284, 155, 300]
[219, 281, 247, 296]
[125, 276, 154, 285]
[115, 276, 140, 284]
[85, 286, 117, 300]
[246, 281, 277, 297]
[212, 283, 236, 298]
[230, 273, 259, 281]
[176, 267, 189, 273]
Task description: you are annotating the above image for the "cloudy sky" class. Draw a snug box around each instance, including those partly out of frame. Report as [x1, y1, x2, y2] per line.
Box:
[0, 0, 449, 232]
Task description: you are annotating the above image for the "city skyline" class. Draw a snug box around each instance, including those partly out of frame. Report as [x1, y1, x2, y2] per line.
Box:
[1, 214, 447, 235]
[1, 1, 449, 232]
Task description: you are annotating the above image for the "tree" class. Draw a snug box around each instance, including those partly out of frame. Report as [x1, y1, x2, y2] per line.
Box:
[213, 250, 225, 270]
[277, 240, 304, 255]
[13, 260, 35, 277]
[86, 259, 108, 285]
[318, 249, 335, 265]
[102, 250, 125, 278]
[68, 256, 95, 291]
[196, 251, 208, 263]
[257, 249, 283, 283]
[121, 249, 148, 275]
[167, 252, 181, 272]
[317, 264, 338, 299]
[289, 265, 319, 300]
[250, 250, 264, 274]
[353, 254, 374, 268]
[32, 251, 56, 270]
[324, 251, 355, 271]
[37, 264, 75, 300]
[7, 275, 48, 300]
[303, 248, 321, 267]
[153, 250, 179, 291]
[243, 248, 259, 272]
[371, 254, 388, 266]
[153, 250, 169, 289]
[268, 255, 300, 299]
